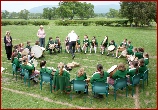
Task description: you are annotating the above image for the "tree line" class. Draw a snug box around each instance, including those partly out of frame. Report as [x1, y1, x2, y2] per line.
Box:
[2, 1, 156, 26]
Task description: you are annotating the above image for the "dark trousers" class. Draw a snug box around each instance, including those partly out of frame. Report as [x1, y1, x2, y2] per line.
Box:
[69, 41, 76, 56]
[39, 38, 45, 48]
[5, 46, 12, 59]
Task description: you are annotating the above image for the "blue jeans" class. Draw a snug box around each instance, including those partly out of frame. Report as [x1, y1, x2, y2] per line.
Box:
[39, 38, 45, 47]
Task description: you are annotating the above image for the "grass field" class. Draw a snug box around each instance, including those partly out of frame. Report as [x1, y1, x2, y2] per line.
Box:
[1, 20, 157, 109]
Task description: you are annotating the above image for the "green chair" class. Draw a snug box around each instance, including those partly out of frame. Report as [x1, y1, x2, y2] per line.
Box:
[91, 82, 109, 103]
[113, 78, 128, 101]
[130, 73, 141, 97]
[23, 69, 31, 87]
[12, 64, 19, 81]
[40, 72, 53, 93]
[140, 69, 149, 91]
[70, 80, 88, 101]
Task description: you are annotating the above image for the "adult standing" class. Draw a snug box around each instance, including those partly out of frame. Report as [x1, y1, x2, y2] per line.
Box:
[68, 30, 78, 59]
[4, 31, 13, 60]
[37, 25, 46, 48]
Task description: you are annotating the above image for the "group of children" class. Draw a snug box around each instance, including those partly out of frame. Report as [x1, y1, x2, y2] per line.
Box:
[10, 35, 149, 98]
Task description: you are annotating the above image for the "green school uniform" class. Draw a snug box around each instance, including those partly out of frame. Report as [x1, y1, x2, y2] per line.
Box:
[127, 44, 133, 55]
[53, 69, 71, 92]
[54, 70, 70, 80]
[18, 52, 22, 59]
[83, 39, 89, 46]
[40, 67, 53, 75]
[144, 58, 149, 66]
[13, 57, 20, 69]
[90, 39, 98, 47]
[77, 39, 80, 45]
[120, 42, 127, 47]
[101, 40, 108, 47]
[127, 68, 137, 83]
[135, 52, 143, 59]
[139, 65, 147, 77]
[25, 45, 31, 51]
[75, 72, 87, 80]
[46, 40, 54, 50]
[90, 71, 109, 84]
[112, 70, 128, 80]
[21, 63, 34, 75]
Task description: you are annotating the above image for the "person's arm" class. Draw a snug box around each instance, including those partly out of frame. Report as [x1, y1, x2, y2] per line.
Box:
[4, 36, 6, 44]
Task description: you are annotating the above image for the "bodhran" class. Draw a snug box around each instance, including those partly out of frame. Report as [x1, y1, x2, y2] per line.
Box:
[32, 59, 38, 67]
[31, 45, 43, 58]
[108, 45, 115, 51]
[121, 49, 127, 57]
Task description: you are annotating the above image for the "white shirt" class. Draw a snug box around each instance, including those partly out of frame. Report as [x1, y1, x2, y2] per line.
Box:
[68, 32, 78, 42]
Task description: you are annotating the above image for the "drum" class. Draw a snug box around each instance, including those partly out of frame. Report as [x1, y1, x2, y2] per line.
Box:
[21, 48, 29, 56]
[108, 45, 115, 51]
[107, 65, 118, 77]
[121, 50, 127, 57]
[118, 46, 125, 52]
[31, 45, 44, 58]
[49, 44, 55, 49]
[32, 59, 38, 67]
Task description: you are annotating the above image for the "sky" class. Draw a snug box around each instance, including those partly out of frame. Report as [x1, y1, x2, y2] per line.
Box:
[1, 1, 120, 12]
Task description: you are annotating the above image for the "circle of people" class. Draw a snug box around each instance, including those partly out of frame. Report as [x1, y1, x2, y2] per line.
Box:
[4, 25, 149, 98]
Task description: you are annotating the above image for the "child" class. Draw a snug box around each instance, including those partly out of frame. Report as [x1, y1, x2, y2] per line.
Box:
[126, 61, 139, 83]
[65, 36, 69, 53]
[107, 40, 116, 57]
[90, 64, 109, 98]
[46, 37, 56, 54]
[25, 41, 31, 52]
[75, 36, 81, 52]
[143, 53, 149, 66]
[90, 36, 98, 54]
[75, 68, 87, 80]
[138, 58, 147, 78]
[100, 36, 108, 55]
[82, 35, 89, 54]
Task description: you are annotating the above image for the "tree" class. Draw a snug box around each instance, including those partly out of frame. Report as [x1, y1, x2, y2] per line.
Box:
[120, 1, 156, 26]
[43, 7, 57, 20]
[19, 9, 30, 20]
[2, 10, 9, 19]
[106, 8, 119, 18]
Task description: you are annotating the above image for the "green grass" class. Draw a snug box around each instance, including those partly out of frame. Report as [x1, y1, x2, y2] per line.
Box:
[1, 24, 156, 109]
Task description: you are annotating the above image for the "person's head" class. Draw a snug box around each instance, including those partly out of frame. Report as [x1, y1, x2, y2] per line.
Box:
[93, 36, 96, 39]
[97, 64, 104, 77]
[133, 47, 138, 52]
[6, 31, 10, 36]
[77, 67, 85, 77]
[56, 36, 59, 40]
[84, 35, 88, 39]
[27, 41, 30, 45]
[58, 62, 64, 76]
[40, 60, 46, 68]
[71, 30, 74, 33]
[138, 47, 144, 53]
[143, 53, 149, 58]
[117, 63, 126, 71]
[49, 37, 53, 41]
[13, 52, 18, 58]
[35, 41, 40, 45]
[23, 56, 28, 64]
[40, 25, 43, 29]
[111, 40, 114, 43]
[77, 36, 79, 39]
[124, 38, 127, 42]
[131, 61, 138, 68]
[138, 58, 145, 67]
[128, 41, 131, 44]
[19, 43, 24, 48]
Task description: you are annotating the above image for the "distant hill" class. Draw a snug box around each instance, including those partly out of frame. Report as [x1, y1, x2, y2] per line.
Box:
[94, 4, 120, 13]
[28, 4, 120, 13]
[29, 5, 58, 13]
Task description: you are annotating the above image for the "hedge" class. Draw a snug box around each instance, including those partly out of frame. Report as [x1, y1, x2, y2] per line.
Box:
[1, 20, 49, 26]
[54, 20, 129, 26]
